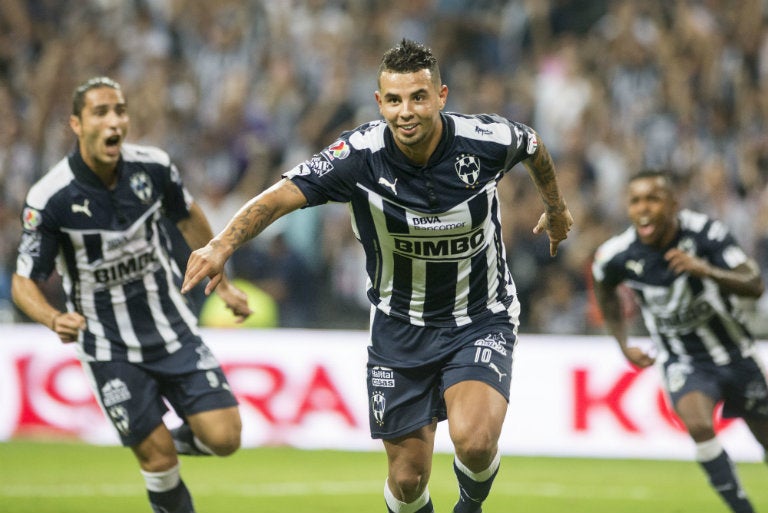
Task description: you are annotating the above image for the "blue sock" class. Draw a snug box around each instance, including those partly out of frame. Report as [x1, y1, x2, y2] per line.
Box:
[141, 464, 196, 513]
[453, 452, 500, 513]
[696, 439, 754, 513]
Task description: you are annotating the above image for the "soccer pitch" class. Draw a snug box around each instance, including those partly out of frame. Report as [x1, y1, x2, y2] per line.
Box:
[0, 441, 765, 512]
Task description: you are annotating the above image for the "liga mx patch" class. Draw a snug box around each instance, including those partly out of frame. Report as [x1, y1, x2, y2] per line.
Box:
[22, 207, 43, 230]
[325, 140, 350, 160]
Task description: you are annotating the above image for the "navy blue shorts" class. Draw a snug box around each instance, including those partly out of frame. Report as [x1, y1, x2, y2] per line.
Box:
[366, 309, 518, 439]
[662, 352, 768, 419]
[83, 340, 238, 447]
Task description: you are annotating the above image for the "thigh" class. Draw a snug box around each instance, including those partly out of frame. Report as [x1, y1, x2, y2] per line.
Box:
[84, 360, 168, 447]
[366, 358, 444, 440]
[186, 406, 241, 445]
[722, 355, 768, 420]
[662, 359, 722, 409]
[131, 422, 178, 472]
[382, 422, 437, 482]
[444, 380, 508, 444]
[156, 342, 239, 419]
[441, 323, 517, 402]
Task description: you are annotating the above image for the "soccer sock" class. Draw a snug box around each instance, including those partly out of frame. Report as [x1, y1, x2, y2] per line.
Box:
[695, 438, 754, 513]
[141, 463, 196, 513]
[453, 450, 501, 513]
[383, 479, 434, 513]
[171, 423, 214, 456]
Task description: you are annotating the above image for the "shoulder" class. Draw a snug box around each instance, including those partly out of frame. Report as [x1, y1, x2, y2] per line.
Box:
[345, 120, 387, 153]
[448, 112, 517, 146]
[26, 157, 75, 209]
[593, 227, 636, 269]
[121, 143, 171, 167]
[679, 209, 731, 243]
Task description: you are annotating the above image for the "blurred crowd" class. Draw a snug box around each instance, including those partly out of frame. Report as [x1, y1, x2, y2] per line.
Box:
[3, 0, 768, 335]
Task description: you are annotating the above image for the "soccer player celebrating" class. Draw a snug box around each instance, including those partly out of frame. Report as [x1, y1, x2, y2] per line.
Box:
[182, 39, 573, 513]
[592, 169, 768, 513]
[12, 76, 253, 513]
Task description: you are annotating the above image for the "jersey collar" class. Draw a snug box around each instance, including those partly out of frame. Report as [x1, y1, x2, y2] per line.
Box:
[68, 145, 123, 189]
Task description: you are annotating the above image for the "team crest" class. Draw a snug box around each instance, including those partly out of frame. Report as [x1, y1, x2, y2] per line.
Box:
[455, 154, 480, 186]
[130, 172, 153, 203]
[371, 391, 386, 426]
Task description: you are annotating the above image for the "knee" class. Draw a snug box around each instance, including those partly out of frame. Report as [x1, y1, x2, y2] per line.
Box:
[388, 470, 429, 503]
[205, 425, 241, 456]
[685, 420, 716, 442]
[453, 430, 497, 471]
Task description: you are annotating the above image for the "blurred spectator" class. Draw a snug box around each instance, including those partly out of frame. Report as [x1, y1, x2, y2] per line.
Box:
[3, 0, 768, 336]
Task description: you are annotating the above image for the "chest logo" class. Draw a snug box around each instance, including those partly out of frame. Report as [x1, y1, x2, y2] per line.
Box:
[72, 199, 92, 217]
[130, 172, 153, 204]
[626, 259, 645, 276]
[378, 176, 398, 195]
[455, 154, 480, 186]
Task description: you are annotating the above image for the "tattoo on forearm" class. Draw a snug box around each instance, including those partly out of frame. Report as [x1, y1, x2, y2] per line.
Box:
[223, 202, 276, 248]
[527, 140, 563, 209]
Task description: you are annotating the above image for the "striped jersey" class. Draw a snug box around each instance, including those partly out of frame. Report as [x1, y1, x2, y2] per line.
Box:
[15, 144, 202, 362]
[284, 112, 538, 327]
[592, 209, 756, 365]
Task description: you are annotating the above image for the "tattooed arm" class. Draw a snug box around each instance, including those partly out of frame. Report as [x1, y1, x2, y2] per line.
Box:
[522, 133, 574, 256]
[181, 178, 308, 296]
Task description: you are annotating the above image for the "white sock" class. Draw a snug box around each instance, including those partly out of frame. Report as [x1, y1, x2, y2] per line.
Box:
[695, 438, 723, 462]
[140, 463, 181, 492]
[383, 479, 430, 513]
[455, 450, 501, 481]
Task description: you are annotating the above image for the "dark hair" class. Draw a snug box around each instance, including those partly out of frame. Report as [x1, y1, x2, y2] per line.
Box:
[72, 76, 122, 117]
[628, 169, 675, 189]
[378, 39, 441, 87]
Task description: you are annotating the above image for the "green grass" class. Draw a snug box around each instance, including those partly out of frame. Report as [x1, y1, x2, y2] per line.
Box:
[0, 440, 765, 512]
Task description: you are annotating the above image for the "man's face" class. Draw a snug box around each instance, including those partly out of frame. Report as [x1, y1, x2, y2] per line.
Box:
[627, 176, 678, 247]
[69, 86, 128, 173]
[375, 69, 447, 161]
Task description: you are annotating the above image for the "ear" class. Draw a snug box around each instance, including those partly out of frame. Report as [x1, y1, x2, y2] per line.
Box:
[69, 115, 82, 137]
[439, 84, 448, 109]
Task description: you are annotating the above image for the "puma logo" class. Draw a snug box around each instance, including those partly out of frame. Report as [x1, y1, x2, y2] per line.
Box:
[72, 199, 92, 217]
[378, 177, 398, 195]
[489, 363, 507, 382]
[625, 259, 644, 276]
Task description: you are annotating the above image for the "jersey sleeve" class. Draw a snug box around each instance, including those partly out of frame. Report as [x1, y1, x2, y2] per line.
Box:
[160, 161, 194, 222]
[591, 242, 626, 288]
[699, 218, 750, 270]
[15, 203, 59, 281]
[282, 137, 364, 206]
[500, 118, 540, 173]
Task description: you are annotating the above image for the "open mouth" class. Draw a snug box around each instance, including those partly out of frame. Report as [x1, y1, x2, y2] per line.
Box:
[635, 217, 655, 239]
[105, 134, 121, 147]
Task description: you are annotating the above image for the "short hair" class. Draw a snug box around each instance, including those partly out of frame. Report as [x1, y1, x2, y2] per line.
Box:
[72, 76, 122, 117]
[628, 169, 675, 190]
[378, 39, 441, 87]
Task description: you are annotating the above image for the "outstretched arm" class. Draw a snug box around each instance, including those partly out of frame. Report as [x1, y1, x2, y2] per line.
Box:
[522, 135, 574, 256]
[181, 178, 308, 296]
[177, 201, 254, 322]
[593, 278, 655, 368]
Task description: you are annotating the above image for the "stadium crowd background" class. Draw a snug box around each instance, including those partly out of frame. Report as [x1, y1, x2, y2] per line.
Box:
[2, 0, 768, 335]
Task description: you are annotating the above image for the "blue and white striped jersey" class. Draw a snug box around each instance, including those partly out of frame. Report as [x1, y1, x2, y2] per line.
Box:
[15, 144, 202, 362]
[592, 209, 756, 365]
[285, 112, 538, 327]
